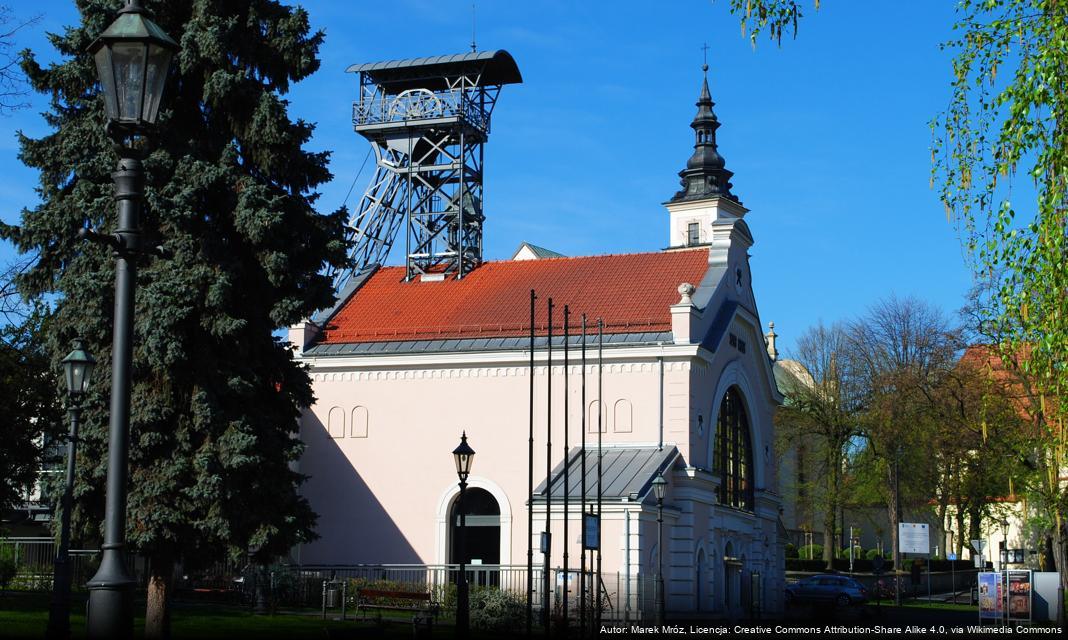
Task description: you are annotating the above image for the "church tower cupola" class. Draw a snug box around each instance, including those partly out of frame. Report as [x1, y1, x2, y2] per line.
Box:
[670, 64, 737, 204]
[663, 62, 748, 250]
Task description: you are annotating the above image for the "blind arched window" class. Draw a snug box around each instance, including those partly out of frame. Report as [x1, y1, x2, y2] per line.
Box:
[714, 387, 754, 511]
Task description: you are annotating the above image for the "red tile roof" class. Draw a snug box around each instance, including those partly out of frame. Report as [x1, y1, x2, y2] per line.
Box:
[318, 249, 710, 344]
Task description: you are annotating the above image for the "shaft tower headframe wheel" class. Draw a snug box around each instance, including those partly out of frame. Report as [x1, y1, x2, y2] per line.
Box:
[337, 50, 522, 289]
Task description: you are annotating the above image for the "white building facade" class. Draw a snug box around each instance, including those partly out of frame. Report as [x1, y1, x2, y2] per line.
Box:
[291, 68, 785, 619]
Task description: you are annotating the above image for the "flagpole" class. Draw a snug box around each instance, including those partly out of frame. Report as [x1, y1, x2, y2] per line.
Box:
[526, 289, 536, 638]
[562, 305, 570, 633]
[543, 298, 554, 637]
[579, 314, 587, 639]
[596, 318, 604, 629]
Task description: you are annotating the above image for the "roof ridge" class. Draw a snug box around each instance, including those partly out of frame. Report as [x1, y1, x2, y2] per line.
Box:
[375, 246, 710, 271]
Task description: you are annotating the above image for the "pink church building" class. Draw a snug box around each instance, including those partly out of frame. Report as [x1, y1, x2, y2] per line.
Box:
[289, 58, 785, 619]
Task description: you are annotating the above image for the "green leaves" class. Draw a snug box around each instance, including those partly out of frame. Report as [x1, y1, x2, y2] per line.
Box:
[727, 0, 815, 47]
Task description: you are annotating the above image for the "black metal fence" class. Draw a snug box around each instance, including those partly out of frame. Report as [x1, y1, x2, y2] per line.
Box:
[1, 538, 660, 621]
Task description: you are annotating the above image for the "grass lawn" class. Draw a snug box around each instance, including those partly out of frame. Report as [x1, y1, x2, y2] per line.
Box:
[0, 591, 439, 639]
[897, 601, 977, 612]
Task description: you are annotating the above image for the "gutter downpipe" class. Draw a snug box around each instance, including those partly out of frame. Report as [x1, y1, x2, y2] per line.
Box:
[657, 347, 665, 452]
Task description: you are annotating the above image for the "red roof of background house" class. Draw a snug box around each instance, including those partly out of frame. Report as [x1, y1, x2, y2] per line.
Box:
[317, 249, 710, 344]
[958, 344, 1040, 424]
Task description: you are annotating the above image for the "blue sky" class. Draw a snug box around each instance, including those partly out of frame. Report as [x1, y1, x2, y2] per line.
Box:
[0, 1, 976, 355]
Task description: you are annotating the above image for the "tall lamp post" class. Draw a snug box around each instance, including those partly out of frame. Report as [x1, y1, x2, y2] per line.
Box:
[652, 472, 667, 626]
[46, 340, 96, 640]
[453, 432, 476, 639]
[83, 3, 177, 639]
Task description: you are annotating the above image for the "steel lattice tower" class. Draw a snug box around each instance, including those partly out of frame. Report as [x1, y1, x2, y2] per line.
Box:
[339, 50, 522, 287]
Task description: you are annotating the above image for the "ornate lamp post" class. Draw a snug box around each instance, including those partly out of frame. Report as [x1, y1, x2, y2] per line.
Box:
[652, 472, 667, 625]
[452, 432, 475, 638]
[46, 340, 96, 639]
[83, 3, 177, 638]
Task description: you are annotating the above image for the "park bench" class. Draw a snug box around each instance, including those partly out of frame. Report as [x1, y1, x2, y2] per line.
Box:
[355, 588, 439, 632]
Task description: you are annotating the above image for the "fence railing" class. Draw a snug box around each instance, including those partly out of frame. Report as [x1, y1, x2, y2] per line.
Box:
[0, 537, 108, 591]
[2, 538, 659, 621]
[353, 89, 490, 132]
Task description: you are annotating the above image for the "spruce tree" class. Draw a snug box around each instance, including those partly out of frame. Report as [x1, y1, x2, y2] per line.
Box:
[1, 1, 347, 636]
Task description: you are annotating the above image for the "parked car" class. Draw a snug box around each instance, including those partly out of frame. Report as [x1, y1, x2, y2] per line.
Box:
[785, 574, 868, 607]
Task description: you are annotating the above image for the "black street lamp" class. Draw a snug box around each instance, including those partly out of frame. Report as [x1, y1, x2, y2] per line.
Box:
[1000, 519, 1010, 571]
[46, 340, 96, 640]
[652, 471, 667, 625]
[452, 432, 475, 638]
[83, 3, 177, 639]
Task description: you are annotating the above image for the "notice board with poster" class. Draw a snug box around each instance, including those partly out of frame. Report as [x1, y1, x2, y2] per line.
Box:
[1006, 570, 1032, 622]
[978, 572, 1002, 620]
[899, 522, 930, 554]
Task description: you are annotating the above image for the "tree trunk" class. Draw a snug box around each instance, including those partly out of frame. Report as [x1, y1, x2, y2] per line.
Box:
[823, 447, 840, 570]
[936, 503, 948, 557]
[145, 554, 174, 640]
[1054, 520, 1068, 592]
[822, 510, 835, 570]
[967, 507, 983, 567]
[887, 459, 899, 573]
[954, 508, 966, 557]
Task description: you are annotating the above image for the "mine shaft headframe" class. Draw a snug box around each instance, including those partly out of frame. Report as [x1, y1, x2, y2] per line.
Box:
[343, 50, 522, 284]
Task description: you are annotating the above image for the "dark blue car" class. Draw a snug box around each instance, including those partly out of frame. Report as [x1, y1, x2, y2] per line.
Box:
[785, 574, 869, 607]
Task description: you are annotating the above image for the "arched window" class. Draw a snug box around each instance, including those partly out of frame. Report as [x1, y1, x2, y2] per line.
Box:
[714, 387, 754, 511]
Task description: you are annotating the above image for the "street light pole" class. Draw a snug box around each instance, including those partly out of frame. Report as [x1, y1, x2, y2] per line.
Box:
[47, 340, 96, 640]
[83, 4, 177, 638]
[652, 472, 667, 626]
[453, 432, 476, 639]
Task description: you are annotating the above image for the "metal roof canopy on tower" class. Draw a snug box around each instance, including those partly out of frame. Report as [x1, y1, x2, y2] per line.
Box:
[345, 50, 522, 93]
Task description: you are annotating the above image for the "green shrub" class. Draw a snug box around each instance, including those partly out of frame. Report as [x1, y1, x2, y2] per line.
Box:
[0, 546, 16, 590]
[784, 543, 798, 559]
[470, 588, 524, 631]
[836, 545, 864, 560]
[785, 559, 826, 572]
[796, 544, 823, 560]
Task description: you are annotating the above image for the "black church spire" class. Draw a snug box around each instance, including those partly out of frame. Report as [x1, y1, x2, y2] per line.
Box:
[669, 64, 738, 204]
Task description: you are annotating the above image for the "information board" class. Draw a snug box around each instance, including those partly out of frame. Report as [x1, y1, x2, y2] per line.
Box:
[978, 572, 1003, 620]
[1006, 570, 1032, 622]
[899, 522, 930, 554]
[582, 513, 599, 550]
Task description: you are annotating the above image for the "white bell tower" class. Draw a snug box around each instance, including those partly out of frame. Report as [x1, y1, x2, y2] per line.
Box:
[664, 64, 748, 248]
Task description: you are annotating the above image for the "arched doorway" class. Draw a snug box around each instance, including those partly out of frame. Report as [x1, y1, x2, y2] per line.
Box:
[449, 487, 501, 566]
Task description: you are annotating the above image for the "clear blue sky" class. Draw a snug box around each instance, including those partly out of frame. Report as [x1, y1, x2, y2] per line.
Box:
[0, 1, 976, 355]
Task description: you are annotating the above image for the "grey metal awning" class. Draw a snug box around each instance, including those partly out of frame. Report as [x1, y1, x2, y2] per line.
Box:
[346, 50, 522, 91]
[532, 446, 679, 503]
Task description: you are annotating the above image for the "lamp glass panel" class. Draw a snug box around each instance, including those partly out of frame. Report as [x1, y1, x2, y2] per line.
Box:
[653, 476, 666, 500]
[111, 42, 146, 121]
[63, 364, 76, 395]
[455, 453, 472, 476]
[93, 47, 119, 120]
[71, 364, 86, 395]
[80, 359, 96, 394]
[141, 43, 173, 124]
